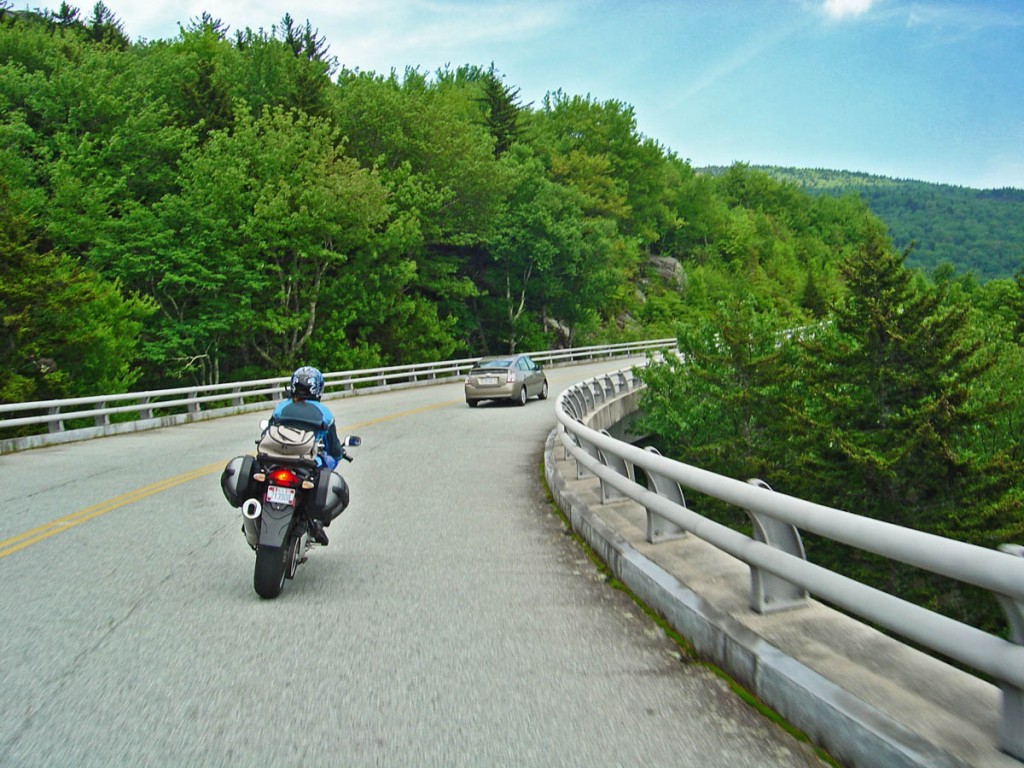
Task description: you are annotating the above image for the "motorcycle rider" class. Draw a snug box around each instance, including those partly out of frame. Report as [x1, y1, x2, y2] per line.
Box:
[269, 365, 344, 546]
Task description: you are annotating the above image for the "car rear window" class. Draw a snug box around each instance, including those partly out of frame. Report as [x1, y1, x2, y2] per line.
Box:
[478, 359, 512, 368]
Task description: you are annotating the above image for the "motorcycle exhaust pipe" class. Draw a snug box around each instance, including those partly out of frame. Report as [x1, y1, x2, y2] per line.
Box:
[242, 498, 262, 520]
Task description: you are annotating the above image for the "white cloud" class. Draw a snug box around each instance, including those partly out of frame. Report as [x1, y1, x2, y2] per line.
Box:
[821, 0, 877, 20]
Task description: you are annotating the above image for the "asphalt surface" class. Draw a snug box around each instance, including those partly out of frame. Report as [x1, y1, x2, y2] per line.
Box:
[0, 360, 827, 767]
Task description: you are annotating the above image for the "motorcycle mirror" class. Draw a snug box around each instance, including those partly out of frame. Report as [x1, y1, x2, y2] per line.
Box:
[259, 419, 269, 431]
[345, 435, 361, 448]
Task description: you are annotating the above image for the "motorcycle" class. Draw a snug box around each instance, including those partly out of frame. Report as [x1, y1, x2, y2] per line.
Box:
[220, 420, 360, 599]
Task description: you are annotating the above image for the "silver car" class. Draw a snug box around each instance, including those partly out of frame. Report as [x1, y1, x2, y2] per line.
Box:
[464, 354, 549, 407]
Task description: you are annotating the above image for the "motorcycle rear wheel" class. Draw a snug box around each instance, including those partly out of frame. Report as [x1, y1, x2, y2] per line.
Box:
[254, 545, 287, 599]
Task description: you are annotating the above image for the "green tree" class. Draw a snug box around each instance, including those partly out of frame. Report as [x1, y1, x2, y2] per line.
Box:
[788, 221, 1021, 630]
[476, 147, 586, 352]
[85, 1, 127, 49]
[0, 181, 152, 402]
[331, 67, 506, 352]
[792, 223, 984, 522]
[478, 64, 524, 157]
[152, 17, 236, 142]
[231, 15, 336, 120]
[130, 107, 402, 382]
[635, 297, 798, 487]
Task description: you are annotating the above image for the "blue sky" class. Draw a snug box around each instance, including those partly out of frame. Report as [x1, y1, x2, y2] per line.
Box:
[82, 1, 1024, 188]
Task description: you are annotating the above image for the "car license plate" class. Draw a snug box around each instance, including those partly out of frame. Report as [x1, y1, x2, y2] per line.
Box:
[480, 376, 498, 385]
[266, 485, 295, 505]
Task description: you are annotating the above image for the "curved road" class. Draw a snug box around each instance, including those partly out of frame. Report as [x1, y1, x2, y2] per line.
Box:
[0, 360, 826, 767]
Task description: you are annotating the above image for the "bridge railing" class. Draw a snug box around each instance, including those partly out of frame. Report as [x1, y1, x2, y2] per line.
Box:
[0, 339, 675, 453]
[555, 366, 1024, 762]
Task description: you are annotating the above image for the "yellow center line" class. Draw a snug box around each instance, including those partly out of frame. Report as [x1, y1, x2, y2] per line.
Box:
[0, 462, 225, 559]
[0, 402, 458, 559]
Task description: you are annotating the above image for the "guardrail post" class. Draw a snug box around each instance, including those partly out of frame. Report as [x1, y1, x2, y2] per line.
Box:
[597, 429, 632, 503]
[574, 423, 600, 480]
[231, 387, 243, 407]
[642, 447, 687, 543]
[138, 397, 153, 420]
[93, 402, 110, 427]
[562, 398, 581, 422]
[187, 393, 200, 415]
[47, 406, 64, 433]
[568, 390, 586, 419]
[744, 479, 809, 614]
[557, 424, 575, 461]
[996, 544, 1024, 761]
[581, 385, 595, 412]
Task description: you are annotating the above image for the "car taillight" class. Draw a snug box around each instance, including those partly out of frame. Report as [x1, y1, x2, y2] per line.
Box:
[268, 468, 300, 487]
[506, 369, 515, 383]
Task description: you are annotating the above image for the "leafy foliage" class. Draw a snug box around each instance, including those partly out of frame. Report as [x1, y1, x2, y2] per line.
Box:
[0, 9, 888, 391]
[0, 180, 152, 402]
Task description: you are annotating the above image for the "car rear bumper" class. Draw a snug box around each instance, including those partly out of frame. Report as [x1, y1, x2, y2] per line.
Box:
[465, 382, 515, 400]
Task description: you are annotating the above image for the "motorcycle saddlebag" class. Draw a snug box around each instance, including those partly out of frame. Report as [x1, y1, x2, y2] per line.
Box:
[257, 424, 317, 462]
[310, 467, 350, 523]
[221, 455, 257, 507]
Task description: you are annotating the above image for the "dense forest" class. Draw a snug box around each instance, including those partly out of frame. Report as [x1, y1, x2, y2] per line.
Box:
[751, 166, 1024, 281]
[1, 2, 893, 400]
[3, 3, 1024, 638]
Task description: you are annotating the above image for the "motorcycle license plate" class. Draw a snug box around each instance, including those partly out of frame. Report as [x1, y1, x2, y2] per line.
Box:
[266, 485, 295, 505]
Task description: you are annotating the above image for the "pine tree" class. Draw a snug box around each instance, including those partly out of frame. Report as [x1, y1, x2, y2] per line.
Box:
[789, 220, 1024, 631]
[796, 220, 985, 526]
[479, 65, 525, 157]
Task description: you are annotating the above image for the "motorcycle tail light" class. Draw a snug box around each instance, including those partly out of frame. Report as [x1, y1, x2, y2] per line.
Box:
[268, 468, 300, 487]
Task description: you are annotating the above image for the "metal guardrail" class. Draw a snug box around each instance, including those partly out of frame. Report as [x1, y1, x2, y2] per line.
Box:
[0, 339, 676, 453]
[555, 367, 1024, 762]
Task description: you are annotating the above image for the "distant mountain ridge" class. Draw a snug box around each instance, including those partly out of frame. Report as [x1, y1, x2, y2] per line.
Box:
[763, 167, 1024, 281]
[702, 166, 1024, 282]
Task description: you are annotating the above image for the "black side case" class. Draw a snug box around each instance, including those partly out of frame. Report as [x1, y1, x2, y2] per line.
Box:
[310, 467, 350, 522]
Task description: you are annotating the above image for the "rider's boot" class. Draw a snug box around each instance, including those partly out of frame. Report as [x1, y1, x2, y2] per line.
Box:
[309, 519, 329, 546]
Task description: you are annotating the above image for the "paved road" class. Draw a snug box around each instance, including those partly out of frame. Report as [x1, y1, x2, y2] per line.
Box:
[0, 360, 826, 767]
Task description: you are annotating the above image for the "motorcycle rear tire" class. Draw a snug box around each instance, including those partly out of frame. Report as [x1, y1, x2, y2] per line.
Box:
[254, 545, 287, 599]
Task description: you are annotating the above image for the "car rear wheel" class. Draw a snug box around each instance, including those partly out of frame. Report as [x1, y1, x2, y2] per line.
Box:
[538, 380, 549, 400]
[515, 386, 528, 406]
[467, 399, 479, 408]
